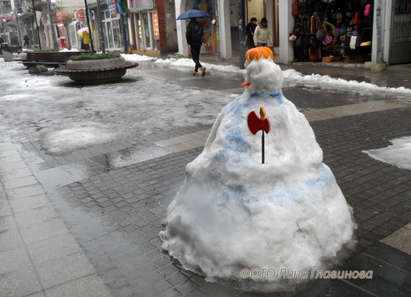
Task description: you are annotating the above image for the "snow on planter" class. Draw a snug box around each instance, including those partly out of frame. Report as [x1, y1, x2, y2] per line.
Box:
[159, 47, 356, 292]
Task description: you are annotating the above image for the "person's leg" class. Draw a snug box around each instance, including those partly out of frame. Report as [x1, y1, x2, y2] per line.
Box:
[192, 45, 201, 72]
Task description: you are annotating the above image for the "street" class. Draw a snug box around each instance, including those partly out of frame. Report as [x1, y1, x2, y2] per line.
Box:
[1, 58, 411, 297]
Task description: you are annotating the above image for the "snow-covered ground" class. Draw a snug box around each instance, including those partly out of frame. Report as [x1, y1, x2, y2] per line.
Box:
[364, 136, 411, 170]
[123, 54, 411, 99]
[0, 60, 231, 155]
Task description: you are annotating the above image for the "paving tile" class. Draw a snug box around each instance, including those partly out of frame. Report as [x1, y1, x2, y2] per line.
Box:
[14, 205, 59, 229]
[0, 247, 31, 274]
[7, 184, 45, 200]
[381, 226, 411, 255]
[0, 201, 12, 217]
[25, 292, 46, 297]
[0, 227, 24, 252]
[3, 176, 38, 190]
[0, 167, 33, 181]
[0, 214, 17, 233]
[45, 274, 112, 297]
[36, 252, 96, 289]
[9, 194, 49, 213]
[0, 265, 42, 297]
[19, 217, 68, 244]
[28, 233, 82, 265]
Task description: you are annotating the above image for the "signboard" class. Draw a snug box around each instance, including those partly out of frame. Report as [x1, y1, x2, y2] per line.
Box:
[152, 11, 160, 40]
[1, 15, 14, 21]
[129, 0, 154, 12]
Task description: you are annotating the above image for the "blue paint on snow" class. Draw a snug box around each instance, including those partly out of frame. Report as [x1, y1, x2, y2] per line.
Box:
[225, 128, 248, 153]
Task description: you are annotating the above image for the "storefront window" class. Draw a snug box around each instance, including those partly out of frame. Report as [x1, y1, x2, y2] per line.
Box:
[132, 11, 155, 50]
[102, 9, 122, 50]
[112, 19, 121, 49]
[186, 0, 217, 53]
[290, 0, 374, 63]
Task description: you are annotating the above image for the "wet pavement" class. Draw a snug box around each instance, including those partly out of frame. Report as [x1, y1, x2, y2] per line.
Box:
[1, 57, 411, 297]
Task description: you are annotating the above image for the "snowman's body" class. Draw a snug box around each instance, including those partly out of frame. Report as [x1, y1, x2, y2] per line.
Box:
[160, 53, 355, 292]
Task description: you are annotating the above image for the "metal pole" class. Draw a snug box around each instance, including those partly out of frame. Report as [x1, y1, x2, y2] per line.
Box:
[120, 13, 128, 52]
[95, 0, 105, 53]
[12, 0, 23, 48]
[46, 0, 58, 48]
[32, 0, 41, 49]
[83, 0, 95, 52]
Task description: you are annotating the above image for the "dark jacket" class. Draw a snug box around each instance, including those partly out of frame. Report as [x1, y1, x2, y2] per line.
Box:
[246, 22, 257, 47]
[186, 20, 204, 46]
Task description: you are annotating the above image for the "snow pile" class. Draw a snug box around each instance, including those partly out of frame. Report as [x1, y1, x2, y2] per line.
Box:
[283, 69, 411, 98]
[160, 52, 355, 292]
[155, 57, 242, 73]
[121, 53, 155, 62]
[60, 48, 79, 52]
[364, 136, 411, 170]
[42, 123, 115, 155]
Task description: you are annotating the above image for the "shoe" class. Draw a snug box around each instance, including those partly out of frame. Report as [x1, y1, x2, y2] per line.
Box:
[193, 71, 198, 76]
[201, 67, 206, 76]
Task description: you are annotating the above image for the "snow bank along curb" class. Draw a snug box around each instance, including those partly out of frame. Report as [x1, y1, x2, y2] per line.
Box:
[122, 53, 411, 99]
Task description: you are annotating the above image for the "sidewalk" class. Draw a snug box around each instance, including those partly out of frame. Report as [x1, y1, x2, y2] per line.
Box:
[196, 52, 411, 89]
[1, 59, 411, 297]
[0, 143, 112, 297]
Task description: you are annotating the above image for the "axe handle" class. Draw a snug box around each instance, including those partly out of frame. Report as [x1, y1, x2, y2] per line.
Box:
[262, 131, 265, 164]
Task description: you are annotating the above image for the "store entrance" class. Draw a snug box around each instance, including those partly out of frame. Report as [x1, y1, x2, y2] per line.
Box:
[290, 0, 374, 63]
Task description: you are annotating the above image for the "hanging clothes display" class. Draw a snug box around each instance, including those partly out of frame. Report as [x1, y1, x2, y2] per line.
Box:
[289, 0, 374, 63]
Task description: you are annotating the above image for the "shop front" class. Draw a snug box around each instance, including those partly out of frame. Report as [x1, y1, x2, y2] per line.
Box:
[175, 0, 278, 61]
[385, 0, 411, 64]
[288, 1, 375, 63]
[128, 0, 178, 55]
[101, 9, 123, 51]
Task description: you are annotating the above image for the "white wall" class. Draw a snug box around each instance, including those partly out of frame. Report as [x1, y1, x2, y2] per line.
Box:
[279, 0, 293, 63]
[175, 0, 188, 55]
[218, 0, 232, 59]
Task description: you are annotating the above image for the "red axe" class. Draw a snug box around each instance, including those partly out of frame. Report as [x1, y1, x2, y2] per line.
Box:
[247, 107, 270, 164]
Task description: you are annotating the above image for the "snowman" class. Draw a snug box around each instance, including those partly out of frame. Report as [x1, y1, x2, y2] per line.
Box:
[160, 47, 355, 292]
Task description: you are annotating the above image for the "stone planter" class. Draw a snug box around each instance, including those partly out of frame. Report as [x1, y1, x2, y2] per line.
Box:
[55, 56, 138, 84]
[22, 51, 91, 68]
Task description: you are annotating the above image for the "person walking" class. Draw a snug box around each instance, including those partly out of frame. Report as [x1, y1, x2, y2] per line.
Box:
[186, 18, 206, 76]
[81, 30, 90, 51]
[23, 35, 30, 48]
[253, 17, 272, 47]
[245, 17, 257, 49]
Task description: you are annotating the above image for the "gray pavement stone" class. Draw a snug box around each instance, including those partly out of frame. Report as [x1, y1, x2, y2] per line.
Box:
[0, 265, 42, 297]
[19, 217, 68, 244]
[27, 233, 82, 265]
[8, 194, 49, 213]
[36, 252, 95, 289]
[0, 247, 31, 274]
[45, 274, 112, 297]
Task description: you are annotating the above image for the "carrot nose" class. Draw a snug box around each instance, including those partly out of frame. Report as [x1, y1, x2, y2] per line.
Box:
[242, 81, 251, 87]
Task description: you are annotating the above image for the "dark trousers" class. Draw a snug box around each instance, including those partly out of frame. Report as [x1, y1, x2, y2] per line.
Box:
[190, 45, 202, 72]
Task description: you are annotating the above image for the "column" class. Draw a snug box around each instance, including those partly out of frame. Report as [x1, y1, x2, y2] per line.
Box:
[279, 0, 293, 63]
[217, 0, 232, 60]
[175, 0, 188, 56]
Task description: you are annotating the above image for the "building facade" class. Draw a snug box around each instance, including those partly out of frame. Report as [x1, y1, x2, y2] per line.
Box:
[127, 0, 178, 55]
[175, 0, 411, 65]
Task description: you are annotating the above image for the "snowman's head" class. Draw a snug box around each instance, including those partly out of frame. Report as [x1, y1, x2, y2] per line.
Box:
[243, 47, 283, 94]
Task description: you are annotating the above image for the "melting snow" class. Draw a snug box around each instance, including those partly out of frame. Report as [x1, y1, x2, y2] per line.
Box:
[123, 54, 411, 98]
[364, 136, 411, 170]
[42, 123, 115, 155]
